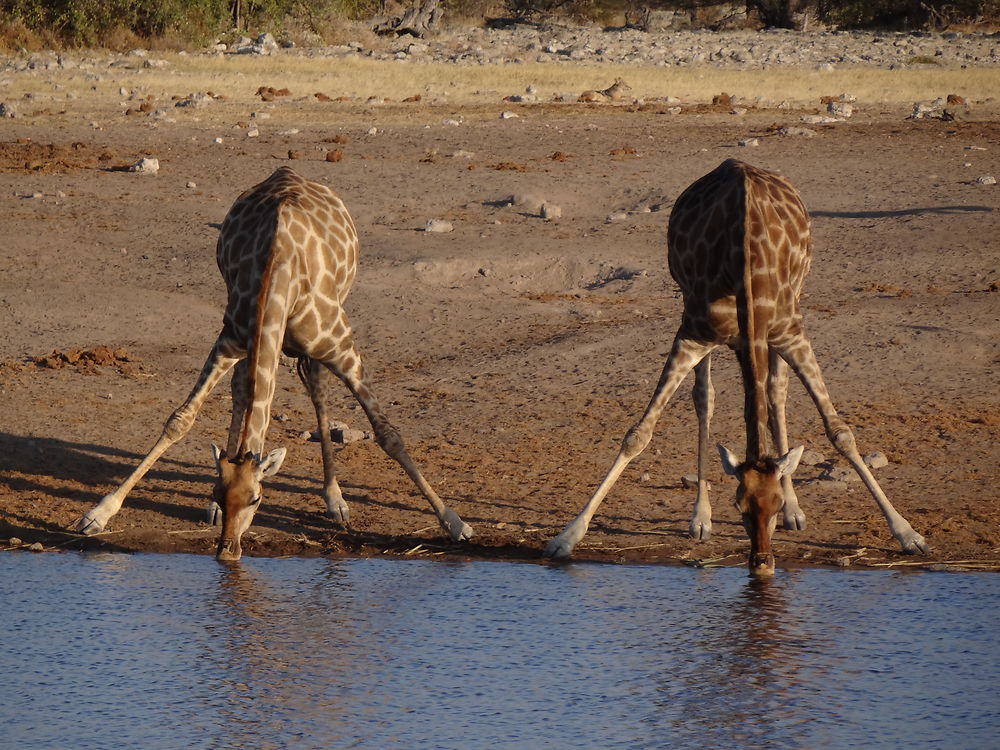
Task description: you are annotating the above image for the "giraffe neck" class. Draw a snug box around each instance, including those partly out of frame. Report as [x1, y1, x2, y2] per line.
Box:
[740, 173, 772, 463]
[237, 242, 291, 459]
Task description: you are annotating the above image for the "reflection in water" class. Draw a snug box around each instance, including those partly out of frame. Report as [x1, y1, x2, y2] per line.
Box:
[0, 554, 997, 750]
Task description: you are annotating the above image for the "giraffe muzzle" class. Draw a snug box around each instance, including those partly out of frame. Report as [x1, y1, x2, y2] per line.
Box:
[216, 537, 242, 562]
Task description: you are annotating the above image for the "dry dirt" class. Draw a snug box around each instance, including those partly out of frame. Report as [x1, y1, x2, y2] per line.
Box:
[1, 62, 998, 572]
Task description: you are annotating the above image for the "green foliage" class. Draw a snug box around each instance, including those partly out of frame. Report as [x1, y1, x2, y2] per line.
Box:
[0, 0, 996, 47]
[0, 0, 231, 46]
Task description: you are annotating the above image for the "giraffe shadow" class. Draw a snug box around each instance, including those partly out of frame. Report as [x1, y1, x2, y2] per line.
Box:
[811, 205, 991, 219]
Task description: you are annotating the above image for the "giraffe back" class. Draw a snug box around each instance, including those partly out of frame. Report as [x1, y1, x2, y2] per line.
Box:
[667, 159, 812, 458]
[216, 167, 359, 348]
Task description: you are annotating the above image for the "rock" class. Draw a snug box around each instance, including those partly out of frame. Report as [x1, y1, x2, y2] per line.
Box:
[827, 100, 853, 117]
[681, 474, 706, 489]
[128, 157, 159, 174]
[8, 537, 22, 546]
[822, 465, 860, 483]
[864, 451, 889, 469]
[0, 102, 19, 118]
[540, 202, 562, 220]
[798, 448, 826, 466]
[510, 193, 544, 214]
[28, 542, 44, 552]
[976, 175, 997, 185]
[500, 111, 519, 119]
[738, 138, 759, 147]
[779, 126, 817, 138]
[424, 218, 453, 233]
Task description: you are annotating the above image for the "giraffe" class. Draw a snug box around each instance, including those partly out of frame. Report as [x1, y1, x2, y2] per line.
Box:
[75, 167, 473, 560]
[544, 159, 928, 574]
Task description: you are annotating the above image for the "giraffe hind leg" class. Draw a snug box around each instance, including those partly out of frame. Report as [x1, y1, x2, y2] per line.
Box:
[689, 355, 715, 540]
[778, 336, 928, 554]
[297, 357, 349, 524]
[767, 350, 806, 531]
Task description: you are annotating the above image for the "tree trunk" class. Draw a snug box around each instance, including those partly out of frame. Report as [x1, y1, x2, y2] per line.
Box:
[372, 0, 444, 37]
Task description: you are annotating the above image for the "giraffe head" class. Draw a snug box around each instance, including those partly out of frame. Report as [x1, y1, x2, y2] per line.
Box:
[718, 444, 804, 576]
[211, 444, 286, 562]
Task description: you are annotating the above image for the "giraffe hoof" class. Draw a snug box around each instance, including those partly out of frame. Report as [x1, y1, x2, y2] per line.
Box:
[782, 510, 807, 531]
[543, 538, 573, 559]
[324, 502, 350, 525]
[900, 532, 929, 555]
[689, 519, 712, 540]
[442, 509, 473, 542]
[74, 513, 107, 536]
[206, 501, 223, 526]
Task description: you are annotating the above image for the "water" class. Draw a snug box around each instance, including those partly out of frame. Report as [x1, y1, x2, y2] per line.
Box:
[1, 554, 997, 750]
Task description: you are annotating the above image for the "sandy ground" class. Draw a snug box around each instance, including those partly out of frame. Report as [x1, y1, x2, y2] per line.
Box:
[1, 58, 998, 572]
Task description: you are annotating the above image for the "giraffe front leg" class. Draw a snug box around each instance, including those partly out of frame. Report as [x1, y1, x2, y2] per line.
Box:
[298, 358, 350, 524]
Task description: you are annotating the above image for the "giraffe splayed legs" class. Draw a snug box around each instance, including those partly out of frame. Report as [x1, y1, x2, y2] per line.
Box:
[75, 167, 473, 560]
[545, 160, 927, 573]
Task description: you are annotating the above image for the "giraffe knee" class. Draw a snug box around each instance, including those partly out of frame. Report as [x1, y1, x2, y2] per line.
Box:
[162, 409, 194, 441]
[375, 423, 405, 455]
[829, 426, 857, 456]
[621, 424, 652, 459]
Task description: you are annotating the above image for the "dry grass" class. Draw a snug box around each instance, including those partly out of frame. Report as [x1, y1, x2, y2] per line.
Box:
[9, 52, 999, 107]
[146, 56, 1000, 105]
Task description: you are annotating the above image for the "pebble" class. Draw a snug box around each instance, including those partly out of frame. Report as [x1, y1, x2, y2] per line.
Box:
[540, 202, 562, 220]
[864, 451, 889, 469]
[128, 157, 159, 174]
[976, 175, 997, 184]
[424, 218, 454, 233]
[738, 138, 759, 147]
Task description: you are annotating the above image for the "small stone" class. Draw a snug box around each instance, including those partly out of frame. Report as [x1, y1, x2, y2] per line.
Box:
[605, 210, 629, 223]
[738, 138, 759, 147]
[8, 537, 22, 546]
[500, 111, 519, 119]
[864, 451, 889, 469]
[779, 126, 817, 138]
[681, 474, 700, 489]
[827, 100, 853, 117]
[424, 218, 453, 233]
[540, 202, 562, 220]
[976, 175, 996, 185]
[28, 542, 44, 552]
[186, 181, 196, 188]
[639, 471, 651, 483]
[834, 555, 853, 567]
[128, 157, 159, 174]
[823, 465, 860, 483]
[246, 128, 259, 138]
[799, 448, 826, 466]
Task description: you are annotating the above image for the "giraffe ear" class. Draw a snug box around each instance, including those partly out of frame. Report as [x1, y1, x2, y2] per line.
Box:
[775, 445, 805, 479]
[718, 444, 742, 476]
[256, 447, 287, 479]
[211, 444, 226, 471]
